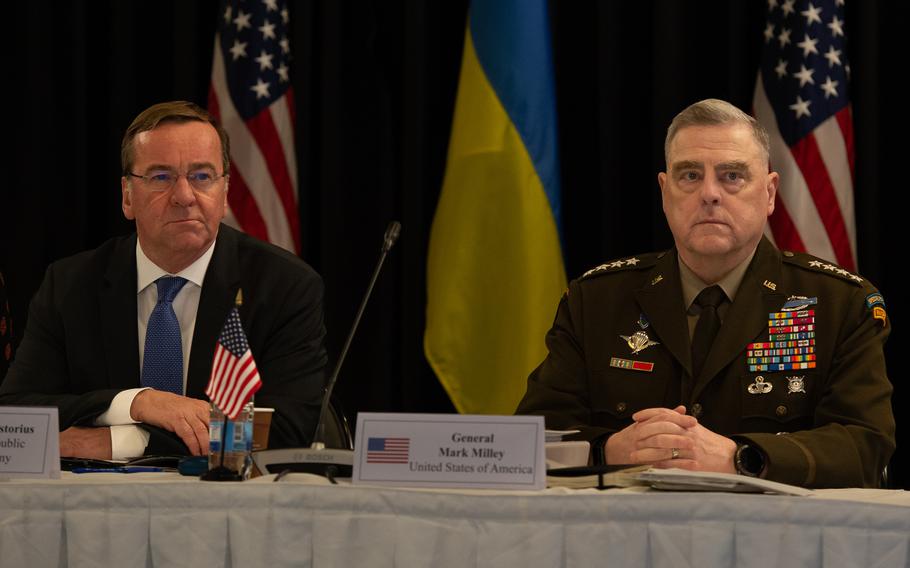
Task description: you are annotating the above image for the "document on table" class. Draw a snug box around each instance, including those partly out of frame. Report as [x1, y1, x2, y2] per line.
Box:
[634, 468, 813, 496]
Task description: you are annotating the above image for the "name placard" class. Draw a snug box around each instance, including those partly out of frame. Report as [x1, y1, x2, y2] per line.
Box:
[352, 413, 545, 490]
[0, 406, 60, 479]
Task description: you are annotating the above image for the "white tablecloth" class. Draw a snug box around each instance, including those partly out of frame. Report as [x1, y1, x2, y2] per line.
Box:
[1, 473, 908, 567]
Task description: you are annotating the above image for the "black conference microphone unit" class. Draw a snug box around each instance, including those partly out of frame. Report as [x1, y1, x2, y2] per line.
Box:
[253, 221, 401, 479]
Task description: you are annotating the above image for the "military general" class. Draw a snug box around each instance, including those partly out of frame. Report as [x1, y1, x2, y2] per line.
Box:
[517, 98, 894, 488]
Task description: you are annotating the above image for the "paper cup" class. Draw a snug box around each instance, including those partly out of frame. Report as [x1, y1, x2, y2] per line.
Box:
[252, 407, 275, 451]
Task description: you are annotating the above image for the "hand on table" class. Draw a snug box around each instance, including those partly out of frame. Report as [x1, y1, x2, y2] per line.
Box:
[60, 426, 112, 460]
[130, 390, 211, 456]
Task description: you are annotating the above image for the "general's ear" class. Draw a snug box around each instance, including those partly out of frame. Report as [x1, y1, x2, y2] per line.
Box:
[765, 171, 779, 216]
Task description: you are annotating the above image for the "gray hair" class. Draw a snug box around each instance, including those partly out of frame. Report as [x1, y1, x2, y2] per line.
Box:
[664, 99, 771, 165]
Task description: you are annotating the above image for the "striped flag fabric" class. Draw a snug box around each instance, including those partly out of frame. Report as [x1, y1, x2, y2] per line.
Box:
[425, 0, 566, 415]
[209, 0, 300, 254]
[366, 438, 411, 464]
[753, 0, 856, 271]
[205, 303, 262, 420]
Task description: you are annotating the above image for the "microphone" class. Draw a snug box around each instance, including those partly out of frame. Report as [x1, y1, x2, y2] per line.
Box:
[253, 221, 401, 478]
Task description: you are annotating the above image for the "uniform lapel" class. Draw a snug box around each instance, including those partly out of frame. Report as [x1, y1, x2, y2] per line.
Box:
[634, 250, 693, 378]
[691, 237, 786, 401]
[186, 226, 241, 399]
[101, 235, 141, 389]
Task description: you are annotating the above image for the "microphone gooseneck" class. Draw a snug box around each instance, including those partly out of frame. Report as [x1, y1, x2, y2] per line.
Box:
[310, 220, 401, 449]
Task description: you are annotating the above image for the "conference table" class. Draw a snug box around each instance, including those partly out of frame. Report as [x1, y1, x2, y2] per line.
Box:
[1, 472, 908, 567]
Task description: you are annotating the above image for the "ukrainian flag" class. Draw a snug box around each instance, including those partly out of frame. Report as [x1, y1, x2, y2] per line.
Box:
[425, 0, 566, 415]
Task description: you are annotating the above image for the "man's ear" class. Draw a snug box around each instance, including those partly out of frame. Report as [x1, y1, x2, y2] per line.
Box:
[765, 171, 779, 216]
[121, 177, 135, 220]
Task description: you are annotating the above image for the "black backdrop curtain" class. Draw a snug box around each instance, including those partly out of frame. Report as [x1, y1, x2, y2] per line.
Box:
[2, 1, 905, 487]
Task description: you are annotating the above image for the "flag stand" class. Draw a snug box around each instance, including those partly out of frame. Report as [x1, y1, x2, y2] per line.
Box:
[201, 411, 241, 482]
[203, 289, 258, 481]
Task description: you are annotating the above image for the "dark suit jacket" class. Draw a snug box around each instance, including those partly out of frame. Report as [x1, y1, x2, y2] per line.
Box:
[517, 237, 895, 488]
[0, 224, 327, 454]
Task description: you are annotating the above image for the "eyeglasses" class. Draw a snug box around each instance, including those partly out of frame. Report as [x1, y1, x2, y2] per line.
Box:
[126, 169, 227, 192]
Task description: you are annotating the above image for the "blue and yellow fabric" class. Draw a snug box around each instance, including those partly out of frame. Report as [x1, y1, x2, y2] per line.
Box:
[425, 0, 566, 414]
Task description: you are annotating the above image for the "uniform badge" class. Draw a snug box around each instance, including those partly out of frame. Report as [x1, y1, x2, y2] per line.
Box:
[873, 306, 887, 326]
[746, 307, 818, 372]
[866, 293, 887, 326]
[610, 357, 654, 373]
[782, 296, 818, 312]
[786, 375, 806, 394]
[747, 376, 773, 395]
[620, 315, 659, 355]
[638, 313, 650, 329]
[620, 331, 659, 355]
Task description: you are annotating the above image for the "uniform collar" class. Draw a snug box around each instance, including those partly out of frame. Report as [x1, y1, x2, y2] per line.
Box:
[679, 247, 757, 310]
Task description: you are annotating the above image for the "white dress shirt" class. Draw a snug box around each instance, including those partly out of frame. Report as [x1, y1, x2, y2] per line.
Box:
[94, 239, 216, 459]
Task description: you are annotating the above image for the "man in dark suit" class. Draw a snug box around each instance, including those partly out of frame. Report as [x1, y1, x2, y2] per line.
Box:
[517, 99, 894, 487]
[0, 101, 327, 459]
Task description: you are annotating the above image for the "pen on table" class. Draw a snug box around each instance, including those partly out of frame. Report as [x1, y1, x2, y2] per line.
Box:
[71, 466, 166, 474]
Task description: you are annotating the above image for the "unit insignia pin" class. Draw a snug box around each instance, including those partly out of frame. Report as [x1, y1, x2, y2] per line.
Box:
[638, 313, 650, 330]
[747, 376, 773, 395]
[786, 376, 806, 394]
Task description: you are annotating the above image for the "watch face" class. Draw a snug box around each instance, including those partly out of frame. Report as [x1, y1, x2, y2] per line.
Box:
[736, 444, 763, 476]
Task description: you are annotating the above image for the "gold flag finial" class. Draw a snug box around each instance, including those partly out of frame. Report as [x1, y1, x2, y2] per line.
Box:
[235, 288, 243, 307]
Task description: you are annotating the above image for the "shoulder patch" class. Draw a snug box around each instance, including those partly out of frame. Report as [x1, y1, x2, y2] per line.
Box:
[579, 253, 660, 280]
[865, 292, 885, 309]
[866, 292, 887, 327]
[781, 251, 864, 286]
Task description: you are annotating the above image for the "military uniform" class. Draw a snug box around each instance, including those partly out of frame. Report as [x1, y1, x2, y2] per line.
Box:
[517, 237, 895, 488]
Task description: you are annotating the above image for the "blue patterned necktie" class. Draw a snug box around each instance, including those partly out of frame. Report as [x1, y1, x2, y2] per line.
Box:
[141, 276, 188, 394]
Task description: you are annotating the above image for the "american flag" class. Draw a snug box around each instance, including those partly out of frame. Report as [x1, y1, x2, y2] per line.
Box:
[753, 0, 856, 271]
[366, 437, 410, 464]
[205, 305, 262, 420]
[209, 0, 300, 254]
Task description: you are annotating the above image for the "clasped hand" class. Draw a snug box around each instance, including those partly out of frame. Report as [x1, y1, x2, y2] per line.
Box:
[604, 405, 736, 473]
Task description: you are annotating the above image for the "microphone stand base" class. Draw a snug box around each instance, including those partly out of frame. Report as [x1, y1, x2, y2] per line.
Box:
[253, 448, 354, 477]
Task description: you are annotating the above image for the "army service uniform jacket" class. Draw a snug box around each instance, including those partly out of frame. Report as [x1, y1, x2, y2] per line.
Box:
[517, 237, 895, 488]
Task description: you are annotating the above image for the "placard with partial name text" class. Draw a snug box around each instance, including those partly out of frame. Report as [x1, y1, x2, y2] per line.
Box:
[353, 413, 545, 490]
[0, 406, 60, 479]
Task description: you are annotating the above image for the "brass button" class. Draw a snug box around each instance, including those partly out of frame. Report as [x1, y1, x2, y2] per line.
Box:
[690, 403, 703, 418]
[783, 251, 794, 257]
[616, 402, 627, 413]
[776, 405, 788, 417]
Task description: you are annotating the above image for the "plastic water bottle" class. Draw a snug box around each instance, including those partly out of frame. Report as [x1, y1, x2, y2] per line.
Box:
[208, 400, 254, 479]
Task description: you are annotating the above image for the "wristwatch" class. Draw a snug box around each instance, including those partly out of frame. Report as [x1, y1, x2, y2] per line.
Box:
[734, 443, 765, 477]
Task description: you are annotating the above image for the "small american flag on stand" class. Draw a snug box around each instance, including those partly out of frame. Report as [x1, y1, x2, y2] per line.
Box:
[205, 290, 262, 420]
